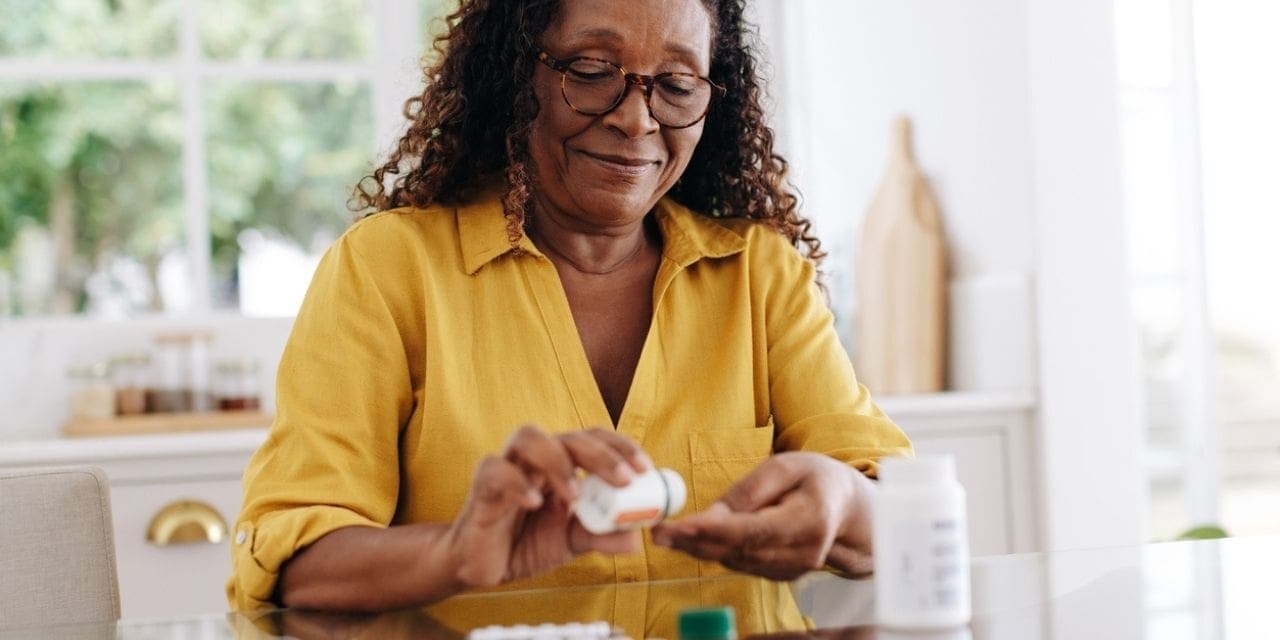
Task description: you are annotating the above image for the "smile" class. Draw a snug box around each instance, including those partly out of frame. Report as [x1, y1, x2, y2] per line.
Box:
[578, 150, 659, 176]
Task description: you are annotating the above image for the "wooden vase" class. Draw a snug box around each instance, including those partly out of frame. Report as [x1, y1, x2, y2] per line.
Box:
[855, 115, 949, 395]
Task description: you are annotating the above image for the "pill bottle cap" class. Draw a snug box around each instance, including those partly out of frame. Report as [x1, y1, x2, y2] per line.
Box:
[658, 468, 687, 518]
[878, 454, 957, 486]
[678, 606, 735, 640]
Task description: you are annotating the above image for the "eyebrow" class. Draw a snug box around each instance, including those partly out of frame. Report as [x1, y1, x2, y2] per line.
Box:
[564, 27, 704, 66]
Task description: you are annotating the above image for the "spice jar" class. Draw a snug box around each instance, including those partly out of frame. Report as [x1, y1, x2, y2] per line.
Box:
[110, 353, 150, 416]
[214, 358, 261, 411]
[147, 330, 214, 413]
[68, 362, 116, 420]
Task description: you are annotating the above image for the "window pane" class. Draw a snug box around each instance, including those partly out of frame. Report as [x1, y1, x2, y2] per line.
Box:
[1133, 282, 1188, 541]
[0, 0, 178, 58]
[200, 0, 374, 61]
[204, 81, 373, 316]
[1133, 284, 1185, 431]
[0, 81, 184, 317]
[1197, 0, 1280, 539]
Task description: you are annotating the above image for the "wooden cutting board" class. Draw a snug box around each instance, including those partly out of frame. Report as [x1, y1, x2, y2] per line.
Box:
[855, 115, 948, 394]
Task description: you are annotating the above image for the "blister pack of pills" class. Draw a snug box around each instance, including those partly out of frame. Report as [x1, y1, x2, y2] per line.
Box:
[467, 621, 621, 640]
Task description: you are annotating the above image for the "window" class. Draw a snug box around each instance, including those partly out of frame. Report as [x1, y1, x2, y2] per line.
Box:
[0, 0, 454, 318]
[1116, 0, 1280, 541]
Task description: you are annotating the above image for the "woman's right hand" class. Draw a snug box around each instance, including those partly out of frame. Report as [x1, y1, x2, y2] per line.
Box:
[445, 425, 653, 588]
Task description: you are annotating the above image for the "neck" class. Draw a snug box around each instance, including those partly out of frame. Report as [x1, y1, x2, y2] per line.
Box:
[529, 201, 655, 277]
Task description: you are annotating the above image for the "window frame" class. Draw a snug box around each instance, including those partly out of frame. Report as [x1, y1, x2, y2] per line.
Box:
[1115, 0, 1221, 536]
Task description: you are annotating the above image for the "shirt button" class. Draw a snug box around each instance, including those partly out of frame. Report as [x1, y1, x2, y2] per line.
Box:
[235, 529, 248, 545]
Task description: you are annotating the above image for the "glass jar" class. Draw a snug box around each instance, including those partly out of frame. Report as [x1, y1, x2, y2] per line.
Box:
[110, 353, 150, 416]
[214, 358, 261, 411]
[147, 330, 215, 413]
[68, 362, 116, 420]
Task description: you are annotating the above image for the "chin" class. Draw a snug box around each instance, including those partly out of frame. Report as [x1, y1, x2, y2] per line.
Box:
[575, 183, 662, 223]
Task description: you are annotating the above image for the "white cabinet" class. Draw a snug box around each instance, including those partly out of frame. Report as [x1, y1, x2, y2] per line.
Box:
[110, 479, 245, 617]
[0, 430, 265, 618]
[879, 392, 1039, 556]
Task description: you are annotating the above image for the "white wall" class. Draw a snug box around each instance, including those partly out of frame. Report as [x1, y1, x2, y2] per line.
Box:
[768, 0, 1143, 551]
[763, 0, 1038, 394]
[785, 0, 1036, 277]
[1027, 0, 1144, 551]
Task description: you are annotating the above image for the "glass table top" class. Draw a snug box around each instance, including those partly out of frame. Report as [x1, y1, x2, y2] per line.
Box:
[4, 535, 1278, 639]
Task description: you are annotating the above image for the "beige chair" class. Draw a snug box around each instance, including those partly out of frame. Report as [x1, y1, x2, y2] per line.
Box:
[0, 467, 121, 629]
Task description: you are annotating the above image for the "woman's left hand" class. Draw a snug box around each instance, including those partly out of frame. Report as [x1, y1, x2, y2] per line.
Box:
[652, 452, 876, 580]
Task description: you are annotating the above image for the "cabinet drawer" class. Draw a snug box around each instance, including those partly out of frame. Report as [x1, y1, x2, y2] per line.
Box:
[110, 479, 243, 618]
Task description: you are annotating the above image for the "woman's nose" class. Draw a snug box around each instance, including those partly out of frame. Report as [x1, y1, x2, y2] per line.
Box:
[602, 79, 660, 137]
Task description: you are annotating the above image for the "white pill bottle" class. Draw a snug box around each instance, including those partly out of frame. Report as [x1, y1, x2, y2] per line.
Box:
[574, 468, 687, 535]
[872, 455, 971, 629]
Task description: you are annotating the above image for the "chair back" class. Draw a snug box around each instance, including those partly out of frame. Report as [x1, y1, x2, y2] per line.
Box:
[0, 467, 121, 629]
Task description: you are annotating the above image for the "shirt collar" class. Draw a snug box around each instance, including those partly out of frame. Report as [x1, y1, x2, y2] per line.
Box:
[457, 191, 542, 275]
[457, 191, 748, 275]
[652, 197, 749, 268]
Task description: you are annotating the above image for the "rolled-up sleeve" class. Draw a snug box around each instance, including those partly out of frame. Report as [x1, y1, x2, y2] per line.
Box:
[757, 235, 913, 477]
[227, 219, 422, 610]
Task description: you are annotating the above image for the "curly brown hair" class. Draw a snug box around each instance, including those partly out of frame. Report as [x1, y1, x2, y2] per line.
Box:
[352, 0, 825, 264]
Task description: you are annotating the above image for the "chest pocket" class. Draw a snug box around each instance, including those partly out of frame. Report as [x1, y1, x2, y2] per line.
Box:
[687, 421, 776, 577]
[687, 420, 776, 512]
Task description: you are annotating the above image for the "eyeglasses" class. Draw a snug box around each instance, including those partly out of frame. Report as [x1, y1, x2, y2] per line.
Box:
[536, 50, 726, 129]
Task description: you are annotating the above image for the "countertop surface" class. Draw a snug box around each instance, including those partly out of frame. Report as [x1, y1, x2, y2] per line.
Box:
[0, 428, 268, 467]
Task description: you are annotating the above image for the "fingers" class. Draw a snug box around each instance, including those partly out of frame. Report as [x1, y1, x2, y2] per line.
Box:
[557, 427, 653, 486]
[503, 425, 652, 502]
[464, 456, 544, 522]
[452, 456, 545, 587]
[503, 426, 578, 502]
[578, 427, 654, 474]
[717, 453, 806, 513]
[652, 501, 732, 543]
[655, 497, 833, 579]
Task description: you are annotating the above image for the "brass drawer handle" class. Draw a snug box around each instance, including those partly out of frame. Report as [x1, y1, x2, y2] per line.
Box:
[146, 500, 228, 546]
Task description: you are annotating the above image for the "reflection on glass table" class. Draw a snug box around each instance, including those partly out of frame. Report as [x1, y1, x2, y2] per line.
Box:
[5, 536, 1277, 639]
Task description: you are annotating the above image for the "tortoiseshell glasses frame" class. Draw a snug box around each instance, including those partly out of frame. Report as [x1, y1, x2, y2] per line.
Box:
[536, 50, 726, 129]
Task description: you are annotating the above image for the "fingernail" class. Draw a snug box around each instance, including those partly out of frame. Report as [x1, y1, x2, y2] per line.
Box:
[615, 462, 634, 481]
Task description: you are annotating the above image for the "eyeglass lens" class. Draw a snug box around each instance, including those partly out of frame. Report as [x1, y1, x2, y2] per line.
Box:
[561, 58, 712, 127]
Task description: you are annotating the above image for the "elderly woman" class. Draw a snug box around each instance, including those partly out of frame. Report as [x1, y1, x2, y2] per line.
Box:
[228, 0, 911, 613]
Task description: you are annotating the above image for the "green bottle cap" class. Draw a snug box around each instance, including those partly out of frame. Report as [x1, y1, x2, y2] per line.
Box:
[678, 606, 736, 640]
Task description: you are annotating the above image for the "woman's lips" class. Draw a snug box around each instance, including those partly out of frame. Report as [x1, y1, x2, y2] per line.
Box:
[578, 150, 659, 177]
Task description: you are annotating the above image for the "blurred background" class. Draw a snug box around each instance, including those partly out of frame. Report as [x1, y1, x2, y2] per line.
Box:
[0, 0, 1277, 583]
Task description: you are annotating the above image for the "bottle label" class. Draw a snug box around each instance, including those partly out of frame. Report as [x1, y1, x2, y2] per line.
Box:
[614, 507, 662, 525]
[886, 517, 969, 614]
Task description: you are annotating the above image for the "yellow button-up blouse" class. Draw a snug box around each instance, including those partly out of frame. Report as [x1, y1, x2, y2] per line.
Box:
[227, 191, 912, 613]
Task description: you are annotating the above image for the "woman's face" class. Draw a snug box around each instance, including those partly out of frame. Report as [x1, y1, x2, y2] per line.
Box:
[529, 0, 713, 231]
